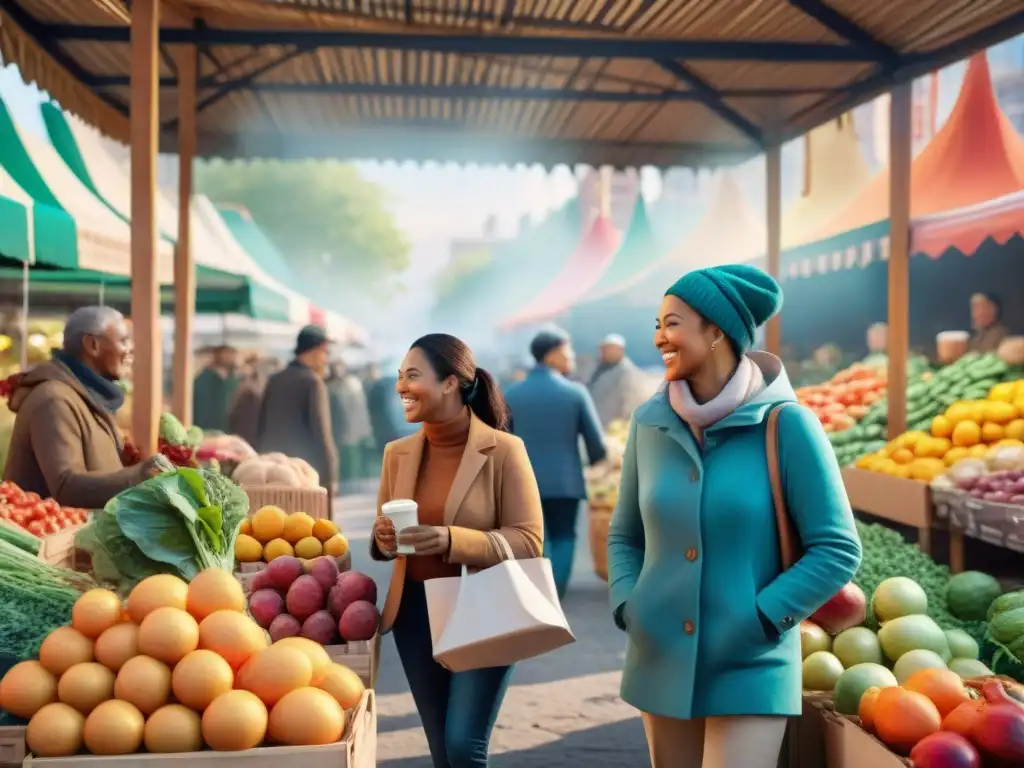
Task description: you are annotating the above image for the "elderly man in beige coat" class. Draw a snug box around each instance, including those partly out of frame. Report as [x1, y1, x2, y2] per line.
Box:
[588, 334, 654, 427]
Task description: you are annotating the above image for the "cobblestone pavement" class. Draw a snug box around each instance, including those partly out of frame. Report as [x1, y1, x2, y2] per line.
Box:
[338, 493, 648, 766]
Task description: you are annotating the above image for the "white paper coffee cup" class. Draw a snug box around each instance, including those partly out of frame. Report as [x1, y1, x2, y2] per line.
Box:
[381, 499, 418, 554]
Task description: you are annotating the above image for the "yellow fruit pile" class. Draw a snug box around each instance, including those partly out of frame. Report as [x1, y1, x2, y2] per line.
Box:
[855, 381, 1024, 482]
[235, 506, 349, 564]
[0, 570, 366, 758]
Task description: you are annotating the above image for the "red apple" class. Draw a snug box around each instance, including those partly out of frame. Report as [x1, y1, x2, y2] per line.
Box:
[809, 582, 866, 634]
[910, 732, 981, 768]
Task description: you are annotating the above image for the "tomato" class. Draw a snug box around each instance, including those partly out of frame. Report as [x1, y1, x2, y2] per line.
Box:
[0, 508, 9, 521]
[11, 511, 26, 526]
[44, 519, 60, 535]
[23, 492, 40, 504]
[27, 520, 45, 537]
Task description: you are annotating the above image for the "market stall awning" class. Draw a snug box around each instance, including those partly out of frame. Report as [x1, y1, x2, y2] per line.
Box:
[0, 94, 174, 278]
[39, 102, 295, 320]
[433, 197, 582, 331]
[575, 195, 663, 305]
[817, 54, 1024, 238]
[623, 172, 766, 302]
[912, 189, 1024, 258]
[0, 167, 31, 265]
[782, 114, 872, 249]
[499, 213, 620, 331]
[3, 1, 1024, 167]
[214, 205, 367, 343]
[781, 53, 1024, 280]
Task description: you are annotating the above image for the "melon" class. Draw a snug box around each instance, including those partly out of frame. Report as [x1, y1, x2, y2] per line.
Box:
[877, 614, 949, 662]
[989, 606, 1024, 645]
[833, 663, 898, 716]
[943, 629, 980, 661]
[800, 621, 830, 659]
[832, 627, 883, 668]
[945, 571, 1002, 621]
[872, 577, 928, 622]
[987, 589, 1024, 621]
[893, 649, 947, 684]
[948, 658, 993, 679]
[802, 651, 844, 692]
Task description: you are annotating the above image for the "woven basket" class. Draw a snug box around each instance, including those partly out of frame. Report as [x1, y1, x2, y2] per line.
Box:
[588, 503, 614, 582]
[243, 485, 330, 520]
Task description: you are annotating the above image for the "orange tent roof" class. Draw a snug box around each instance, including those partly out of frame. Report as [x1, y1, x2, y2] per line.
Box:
[814, 53, 1024, 240]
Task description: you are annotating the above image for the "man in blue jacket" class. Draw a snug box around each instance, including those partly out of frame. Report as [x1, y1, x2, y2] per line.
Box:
[505, 328, 606, 598]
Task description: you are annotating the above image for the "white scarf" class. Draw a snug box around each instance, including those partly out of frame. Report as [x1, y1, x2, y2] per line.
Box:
[667, 356, 764, 442]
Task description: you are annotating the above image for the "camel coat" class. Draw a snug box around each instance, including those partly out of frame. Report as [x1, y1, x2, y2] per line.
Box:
[371, 413, 544, 632]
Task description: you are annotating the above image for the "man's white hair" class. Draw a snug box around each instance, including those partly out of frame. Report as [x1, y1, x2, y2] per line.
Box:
[63, 306, 124, 356]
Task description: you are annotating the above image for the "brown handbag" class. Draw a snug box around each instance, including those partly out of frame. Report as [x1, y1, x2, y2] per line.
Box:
[765, 403, 801, 569]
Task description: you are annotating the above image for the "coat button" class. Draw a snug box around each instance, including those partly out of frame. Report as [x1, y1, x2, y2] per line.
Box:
[683, 620, 695, 635]
[781, 616, 795, 629]
[689, 469, 699, 482]
[685, 548, 698, 562]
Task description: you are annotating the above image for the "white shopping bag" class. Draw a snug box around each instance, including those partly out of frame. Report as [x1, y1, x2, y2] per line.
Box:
[424, 532, 575, 672]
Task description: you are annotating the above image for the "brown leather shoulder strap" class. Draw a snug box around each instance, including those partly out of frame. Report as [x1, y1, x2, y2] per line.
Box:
[766, 403, 800, 570]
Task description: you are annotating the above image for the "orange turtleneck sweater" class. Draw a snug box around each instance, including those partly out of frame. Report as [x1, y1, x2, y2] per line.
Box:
[407, 407, 471, 582]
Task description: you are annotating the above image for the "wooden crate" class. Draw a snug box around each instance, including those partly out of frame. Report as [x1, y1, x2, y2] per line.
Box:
[243, 487, 330, 521]
[23, 690, 376, 768]
[0, 724, 25, 767]
[38, 523, 88, 568]
[325, 633, 381, 689]
[841, 468, 935, 554]
[821, 707, 910, 768]
[588, 503, 613, 582]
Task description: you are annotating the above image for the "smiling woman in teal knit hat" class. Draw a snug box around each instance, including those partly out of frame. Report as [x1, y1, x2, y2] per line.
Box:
[607, 264, 862, 768]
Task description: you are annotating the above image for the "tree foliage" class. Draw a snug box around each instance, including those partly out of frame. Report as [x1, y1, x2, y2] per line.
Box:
[435, 245, 492, 303]
[194, 159, 410, 295]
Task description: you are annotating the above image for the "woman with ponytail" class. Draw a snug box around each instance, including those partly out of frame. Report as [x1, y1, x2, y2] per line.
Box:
[370, 333, 543, 768]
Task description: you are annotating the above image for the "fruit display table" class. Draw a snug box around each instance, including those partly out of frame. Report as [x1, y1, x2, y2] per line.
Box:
[842, 468, 936, 554]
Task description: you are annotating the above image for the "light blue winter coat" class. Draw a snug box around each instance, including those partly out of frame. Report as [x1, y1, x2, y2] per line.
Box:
[607, 353, 861, 719]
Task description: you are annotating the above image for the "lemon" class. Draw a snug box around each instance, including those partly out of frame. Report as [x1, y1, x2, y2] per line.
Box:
[251, 506, 287, 543]
[945, 402, 974, 425]
[311, 519, 339, 542]
[930, 415, 953, 439]
[981, 422, 1004, 443]
[1005, 419, 1024, 441]
[988, 382, 1017, 403]
[283, 513, 315, 544]
[323, 534, 349, 558]
[951, 420, 981, 448]
[263, 538, 294, 561]
[984, 401, 1018, 425]
[944, 447, 970, 466]
[234, 534, 263, 564]
[892, 447, 915, 465]
[293, 536, 323, 559]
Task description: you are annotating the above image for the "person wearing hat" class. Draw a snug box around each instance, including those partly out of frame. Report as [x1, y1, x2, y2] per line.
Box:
[505, 328, 606, 599]
[257, 325, 338, 507]
[607, 265, 861, 767]
[589, 333, 653, 428]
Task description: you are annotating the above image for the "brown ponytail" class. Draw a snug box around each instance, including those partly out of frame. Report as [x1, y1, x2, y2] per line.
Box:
[410, 334, 511, 432]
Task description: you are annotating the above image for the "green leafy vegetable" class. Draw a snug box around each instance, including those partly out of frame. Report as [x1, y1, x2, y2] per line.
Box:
[75, 468, 249, 590]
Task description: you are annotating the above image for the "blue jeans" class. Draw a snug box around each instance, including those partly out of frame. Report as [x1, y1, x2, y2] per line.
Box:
[392, 579, 514, 768]
[542, 498, 580, 599]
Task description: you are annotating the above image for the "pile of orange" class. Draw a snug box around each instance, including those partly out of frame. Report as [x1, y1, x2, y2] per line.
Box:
[855, 381, 1024, 482]
[0, 568, 365, 758]
[235, 506, 348, 564]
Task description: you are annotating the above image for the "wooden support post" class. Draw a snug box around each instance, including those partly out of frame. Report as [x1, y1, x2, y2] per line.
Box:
[887, 82, 912, 440]
[129, 0, 161, 454]
[172, 45, 197, 428]
[765, 143, 782, 356]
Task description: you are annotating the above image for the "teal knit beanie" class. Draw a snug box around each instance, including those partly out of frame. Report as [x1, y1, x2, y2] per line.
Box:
[664, 264, 783, 354]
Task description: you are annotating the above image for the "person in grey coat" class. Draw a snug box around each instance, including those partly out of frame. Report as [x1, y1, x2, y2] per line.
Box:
[257, 326, 338, 510]
[589, 334, 652, 427]
[505, 328, 606, 598]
